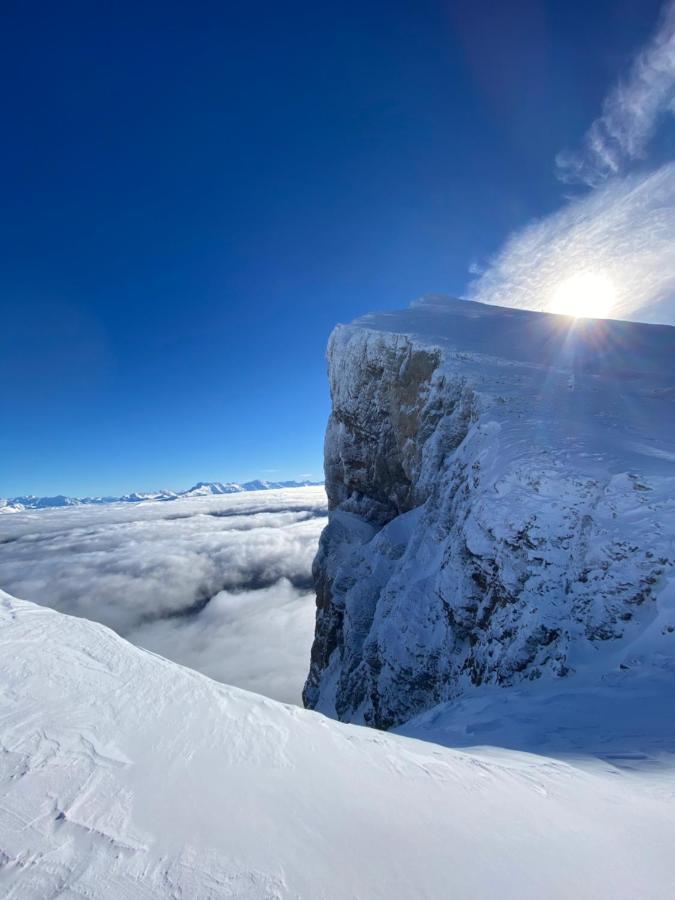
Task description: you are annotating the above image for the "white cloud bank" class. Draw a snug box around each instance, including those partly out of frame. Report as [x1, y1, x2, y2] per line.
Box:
[469, 2, 675, 326]
[129, 580, 315, 704]
[0, 487, 327, 704]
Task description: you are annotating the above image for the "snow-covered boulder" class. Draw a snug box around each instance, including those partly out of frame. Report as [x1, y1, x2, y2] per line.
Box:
[304, 296, 675, 728]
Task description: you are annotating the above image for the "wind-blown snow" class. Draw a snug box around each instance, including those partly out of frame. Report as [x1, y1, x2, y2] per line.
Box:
[0, 486, 327, 704]
[1, 590, 675, 899]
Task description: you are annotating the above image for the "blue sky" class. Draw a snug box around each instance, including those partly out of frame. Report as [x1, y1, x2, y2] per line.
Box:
[0, 0, 669, 496]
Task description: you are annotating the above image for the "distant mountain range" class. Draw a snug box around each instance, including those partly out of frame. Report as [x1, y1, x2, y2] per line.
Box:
[0, 479, 324, 512]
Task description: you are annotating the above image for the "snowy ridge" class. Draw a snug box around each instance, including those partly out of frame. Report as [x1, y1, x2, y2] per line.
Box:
[1, 589, 675, 899]
[0, 479, 323, 512]
[304, 296, 675, 728]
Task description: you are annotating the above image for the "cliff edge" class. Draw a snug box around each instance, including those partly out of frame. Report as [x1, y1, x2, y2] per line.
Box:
[303, 296, 675, 729]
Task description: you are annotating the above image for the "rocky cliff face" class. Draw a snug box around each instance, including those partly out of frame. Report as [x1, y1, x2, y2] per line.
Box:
[303, 297, 675, 729]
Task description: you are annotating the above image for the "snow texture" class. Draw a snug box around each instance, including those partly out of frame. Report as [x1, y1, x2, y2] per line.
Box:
[304, 296, 675, 729]
[2, 590, 675, 899]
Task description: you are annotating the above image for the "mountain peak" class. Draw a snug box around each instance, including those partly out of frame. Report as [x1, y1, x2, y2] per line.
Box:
[0, 478, 324, 512]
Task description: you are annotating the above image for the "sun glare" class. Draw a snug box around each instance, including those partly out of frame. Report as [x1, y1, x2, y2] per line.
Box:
[549, 272, 616, 319]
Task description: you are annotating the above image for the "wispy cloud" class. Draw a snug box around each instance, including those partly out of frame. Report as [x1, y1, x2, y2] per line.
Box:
[0, 488, 327, 704]
[469, 2, 675, 326]
[468, 163, 675, 323]
[557, 2, 675, 185]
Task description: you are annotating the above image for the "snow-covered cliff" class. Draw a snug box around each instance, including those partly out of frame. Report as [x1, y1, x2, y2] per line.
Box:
[304, 296, 675, 729]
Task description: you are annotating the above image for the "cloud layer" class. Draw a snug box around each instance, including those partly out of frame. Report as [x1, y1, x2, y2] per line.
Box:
[0, 487, 327, 704]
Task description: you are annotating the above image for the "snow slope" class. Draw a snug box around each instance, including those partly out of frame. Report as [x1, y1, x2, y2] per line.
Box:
[305, 296, 675, 727]
[2, 589, 675, 899]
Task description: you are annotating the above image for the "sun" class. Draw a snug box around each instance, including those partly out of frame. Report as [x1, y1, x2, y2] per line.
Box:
[549, 272, 616, 319]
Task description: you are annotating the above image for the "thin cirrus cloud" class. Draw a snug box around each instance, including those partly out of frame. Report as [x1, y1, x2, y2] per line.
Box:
[0, 487, 327, 705]
[468, 2, 675, 326]
[468, 164, 675, 324]
[556, 1, 675, 186]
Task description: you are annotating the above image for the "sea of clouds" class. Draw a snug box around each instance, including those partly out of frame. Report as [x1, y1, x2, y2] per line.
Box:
[0, 486, 327, 704]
